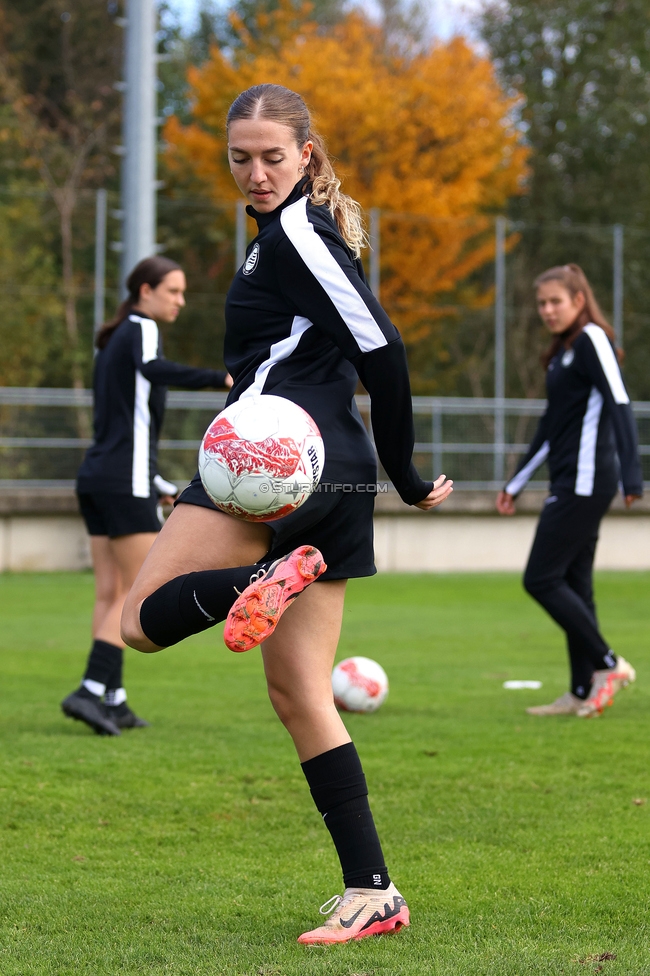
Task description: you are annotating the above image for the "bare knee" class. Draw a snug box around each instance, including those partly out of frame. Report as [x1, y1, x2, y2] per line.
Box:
[120, 599, 162, 653]
[266, 680, 333, 730]
[267, 683, 297, 727]
[96, 580, 120, 607]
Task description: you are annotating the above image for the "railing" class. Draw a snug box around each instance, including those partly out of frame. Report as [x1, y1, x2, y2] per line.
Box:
[1, 388, 649, 490]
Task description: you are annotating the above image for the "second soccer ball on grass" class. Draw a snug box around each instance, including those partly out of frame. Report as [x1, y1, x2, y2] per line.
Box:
[332, 657, 389, 713]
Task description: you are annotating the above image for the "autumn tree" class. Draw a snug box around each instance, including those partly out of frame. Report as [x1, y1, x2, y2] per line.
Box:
[164, 2, 527, 391]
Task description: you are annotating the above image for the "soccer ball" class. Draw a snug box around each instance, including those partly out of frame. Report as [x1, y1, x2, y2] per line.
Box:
[332, 657, 389, 713]
[198, 394, 325, 522]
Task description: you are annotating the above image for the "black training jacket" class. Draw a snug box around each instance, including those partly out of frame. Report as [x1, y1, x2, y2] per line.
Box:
[505, 324, 643, 499]
[223, 179, 432, 505]
[77, 314, 227, 498]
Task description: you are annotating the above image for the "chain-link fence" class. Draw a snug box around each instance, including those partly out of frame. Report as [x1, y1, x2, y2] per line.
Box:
[2, 188, 650, 400]
[1, 388, 649, 491]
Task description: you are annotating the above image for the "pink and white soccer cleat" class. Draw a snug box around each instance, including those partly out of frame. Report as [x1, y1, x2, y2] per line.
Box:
[576, 655, 637, 718]
[297, 883, 410, 945]
[223, 545, 326, 652]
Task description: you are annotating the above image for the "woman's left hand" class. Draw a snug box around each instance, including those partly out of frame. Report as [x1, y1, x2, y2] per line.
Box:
[158, 494, 178, 506]
[625, 494, 642, 509]
[414, 474, 454, 511]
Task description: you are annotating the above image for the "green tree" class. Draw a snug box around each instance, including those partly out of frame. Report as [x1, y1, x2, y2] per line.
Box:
[480, 0, 650, 399]
[0, 190, 66, 387]
[0, 0, 123, 392]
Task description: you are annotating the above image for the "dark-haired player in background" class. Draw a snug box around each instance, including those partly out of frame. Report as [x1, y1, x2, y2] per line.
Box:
[62, 257, 231, 736]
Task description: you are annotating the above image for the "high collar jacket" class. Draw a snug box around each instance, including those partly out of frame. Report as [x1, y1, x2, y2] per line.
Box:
[77, 315, 226, 497]
[224, 179, 431, 505]
[505, 324, 643, 499]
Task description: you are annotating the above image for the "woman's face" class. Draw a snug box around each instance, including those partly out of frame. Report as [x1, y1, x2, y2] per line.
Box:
[138, 270, 186, 323]
[228, 118, 312, 212]
[536, 281, 586, 334]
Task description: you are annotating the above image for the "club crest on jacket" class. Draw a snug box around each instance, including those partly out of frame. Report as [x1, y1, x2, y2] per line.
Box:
[243, 243, 260, 276]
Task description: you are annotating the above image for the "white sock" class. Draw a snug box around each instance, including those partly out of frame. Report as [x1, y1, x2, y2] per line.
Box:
[83, 679, 105, 697]
[104, 687, 127, 706]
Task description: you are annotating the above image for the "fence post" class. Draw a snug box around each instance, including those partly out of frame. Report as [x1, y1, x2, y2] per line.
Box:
[369, 208, 380, 299]
[613, 223, 624, 347]
[493, 216, 506, 484]
[93, 188, 107, 340]
[235, 200, 247, 272]
[432, 400, 442, 480]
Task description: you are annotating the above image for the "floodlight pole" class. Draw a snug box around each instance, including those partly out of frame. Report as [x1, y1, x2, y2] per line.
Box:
[93, 188, 107, 338]
[369, 208, 380, 299]
[613, 223, 624, 347]
[494, 216, 507, 484]
[120, 0, 158, 288]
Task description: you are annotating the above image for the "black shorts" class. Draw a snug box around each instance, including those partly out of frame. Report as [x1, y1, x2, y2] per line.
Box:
[176, 474, 377, 581]
[77, 491, 162, 538]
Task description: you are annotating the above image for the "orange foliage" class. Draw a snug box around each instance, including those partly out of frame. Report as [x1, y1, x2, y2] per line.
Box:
[165, 3, 528, 341]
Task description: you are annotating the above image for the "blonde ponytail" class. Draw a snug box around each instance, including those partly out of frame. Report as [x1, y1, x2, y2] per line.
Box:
[306, 129, 367, 258]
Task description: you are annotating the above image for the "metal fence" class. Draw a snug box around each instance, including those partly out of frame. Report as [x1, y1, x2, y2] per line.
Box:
[1, 388, 649, 491]
[4, 186, 650, 404]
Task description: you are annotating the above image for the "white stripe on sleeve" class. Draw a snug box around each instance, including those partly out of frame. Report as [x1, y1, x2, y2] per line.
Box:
[583, 324, 629, 404]
[505, 440, 550, 496]
[130, 314, 159, 363]
[240, 315, 313, 398]
[132, 371, 152, 497]
[281, 198, 388, 354]
[574, 386, 604, 496]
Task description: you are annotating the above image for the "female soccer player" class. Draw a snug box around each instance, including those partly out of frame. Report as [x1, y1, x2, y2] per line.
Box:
[62, 257, 230, 737]
[120, 84, 453, 943]
[496, 263, 643, 718]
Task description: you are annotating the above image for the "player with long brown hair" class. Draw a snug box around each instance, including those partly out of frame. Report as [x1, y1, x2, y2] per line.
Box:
[497, 263, 643, 717]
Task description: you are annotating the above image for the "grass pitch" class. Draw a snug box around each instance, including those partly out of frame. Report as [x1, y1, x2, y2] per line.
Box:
[1, 571, 649, 976]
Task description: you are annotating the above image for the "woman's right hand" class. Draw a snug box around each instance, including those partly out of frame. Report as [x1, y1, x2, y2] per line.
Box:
[496, 491, 516, 515]
[414, 474, 454, 511]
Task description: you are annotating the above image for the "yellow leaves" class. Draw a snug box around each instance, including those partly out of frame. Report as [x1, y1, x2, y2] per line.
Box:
[164, 5, 528, 342]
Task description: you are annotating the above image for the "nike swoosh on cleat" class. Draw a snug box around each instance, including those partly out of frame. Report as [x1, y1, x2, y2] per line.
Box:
[340, 905, 367, 928]
[360, 896, 406, 931]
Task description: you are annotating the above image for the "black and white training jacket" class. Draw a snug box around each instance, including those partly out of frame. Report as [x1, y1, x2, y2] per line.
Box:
[223, 178, 432, 505]
[505, 324, 643, 499]
[77, 314, 227, 498]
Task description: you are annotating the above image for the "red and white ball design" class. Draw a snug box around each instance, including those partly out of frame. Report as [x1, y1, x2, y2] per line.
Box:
[332, 657, 389, 713]
[198, 394, 324, 522]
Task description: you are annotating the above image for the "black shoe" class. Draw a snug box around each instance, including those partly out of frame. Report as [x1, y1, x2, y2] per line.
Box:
[104, 701, 150, 729]
[61, 687, 121, 736]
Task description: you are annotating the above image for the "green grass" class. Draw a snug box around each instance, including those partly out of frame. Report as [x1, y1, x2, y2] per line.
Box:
[1, 571, 649, 976]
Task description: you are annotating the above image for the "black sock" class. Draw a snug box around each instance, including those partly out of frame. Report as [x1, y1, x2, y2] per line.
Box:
[301, 742, 390, 890]
[105, 645, 124, 693]
[567, 637, 593, 699]
[139, 563, 270, 648]
[83, 639, 123, 688]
